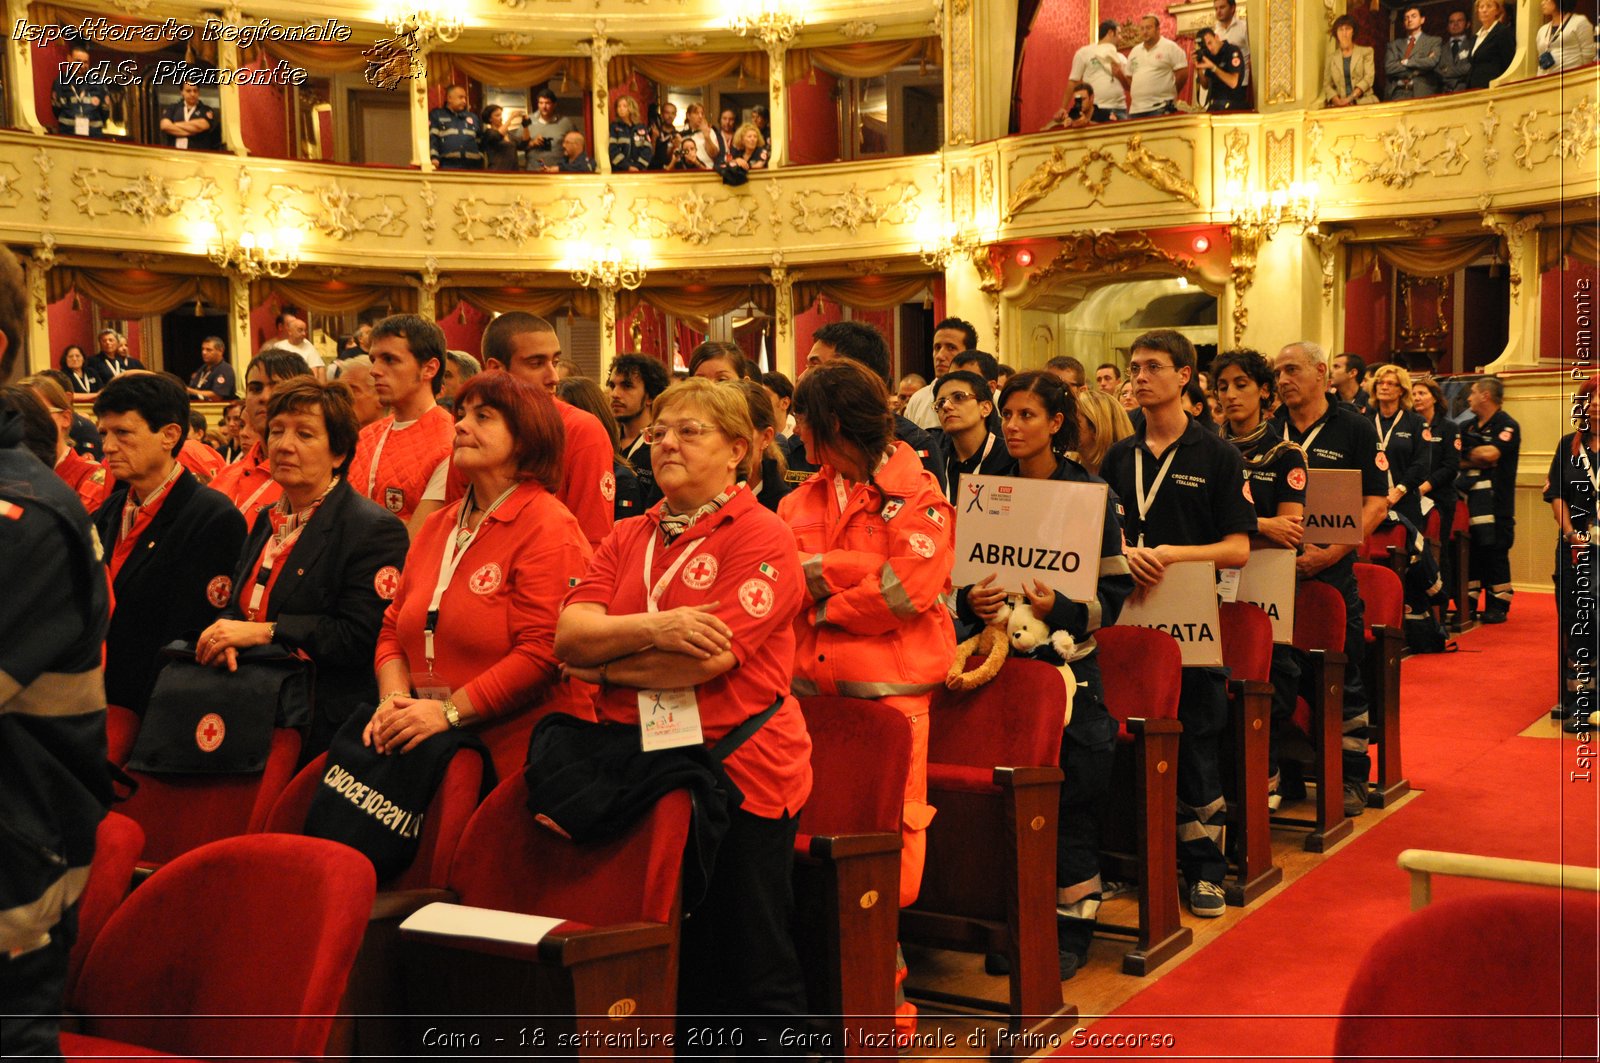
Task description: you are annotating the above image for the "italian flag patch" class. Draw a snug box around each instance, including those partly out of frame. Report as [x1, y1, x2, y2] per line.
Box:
[923, 506, 946, 528]
[759, 562, 779, 581]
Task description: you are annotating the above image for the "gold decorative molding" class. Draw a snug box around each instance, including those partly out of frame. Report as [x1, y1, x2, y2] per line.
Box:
[1480, 101, 1501, 174]
[663, 34, 709, 49]
[1006, 135, 1199, 221]
[0, 160, 20, 209]
[452, 192, 588, 244]
[71, 167, 221, 225]
[1266, 0, 1295, 105]
[1480, 211, 1544, 303]
[1311, 227, 1348, 305]
[1223, 128, 1250, 186]
[1305, 121, 1323, 179]
[946, 0, 974, 144]
[266, 181, 408, 241]
[1024, 230, 1197, 291]
[419, 181, 437, 243]
[1512, 97, 1596, 172]
[27, 232, 56, 326]
[33, 148, 53, 222]
[1394, 219, 1438, 237]
[979, 157, 995, 210]
[1265, 129, 1294, 190]
[770, 261, 792, 337]
[1397, 272, 1449, 349]
[492, 33, 538, 50]
[847, 258, 894, 275]
[790, 180, 922, 234]
[840, 20, 879, 38]
[1326, 117, 1470, 190]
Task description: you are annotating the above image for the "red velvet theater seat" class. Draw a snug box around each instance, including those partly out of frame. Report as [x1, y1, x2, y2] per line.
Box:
[118, 728, 302, 869]
[1097, 625, 1191, 975]
[398, 777, 692, 1055]
[1278, 581, 1350, 852]
[902, 658, 1074, 1045]
[264, 750, 487, 1057]
[64, 812, 144, 1003]
[104, 705, 140, 766]
[1334, 890, 1599, 1061]
[63, 834, 376, 1061]
[1353, 562, 1408, 807]
[1217, 602, 1282, 906]
[794, 695, 912, 1060]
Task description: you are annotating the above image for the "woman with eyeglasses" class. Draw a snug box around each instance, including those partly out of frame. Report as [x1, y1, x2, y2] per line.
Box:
[370, 371, 595, 781]
[779, 357, 955, 1037]
[929, 369, 1011, 506]
[60, 345, 96, 394]
[955, 370, 1132, 981]
[557, 377, 812, 1043]
[20, 374, 108, 514]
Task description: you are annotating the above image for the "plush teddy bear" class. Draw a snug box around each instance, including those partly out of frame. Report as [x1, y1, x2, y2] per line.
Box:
[945, 599, 1079, 725]
[1002, 599, 1078, 726]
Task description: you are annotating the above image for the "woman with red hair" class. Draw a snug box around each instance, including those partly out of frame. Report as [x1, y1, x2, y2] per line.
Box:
[1546, 375, 1599, 732]
[369, 370, 594, 778]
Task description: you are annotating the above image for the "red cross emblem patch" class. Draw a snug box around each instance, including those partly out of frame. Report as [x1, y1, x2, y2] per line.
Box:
[196, 713, 225, 752]
[601, 470, 616, 502]
[206, 575, 232, 608]
[374, 565, 400, 600]
[1499, 428, 1513, 442]
[909, 532, 937, 559]
[738, 577, 773, 617]
[1376, 452, 1390, 471]
[469, 562, 503, 595]
[1242, 480, 1254, 503]
[682, 554, 719, 590]
[1287, 466, 1307, 492]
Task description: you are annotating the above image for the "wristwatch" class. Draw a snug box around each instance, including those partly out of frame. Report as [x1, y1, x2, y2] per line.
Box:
[441, 698, 463, 729]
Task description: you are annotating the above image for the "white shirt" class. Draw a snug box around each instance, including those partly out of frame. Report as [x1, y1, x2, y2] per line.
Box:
[904, 381, 940, 431]
[1127, 36, 1188, 115]
[260, 337, 325, 370]
[1215, 15, 1250, 87]
[1069, 41, 1130, 110]
[1537, 14, 1597, 73]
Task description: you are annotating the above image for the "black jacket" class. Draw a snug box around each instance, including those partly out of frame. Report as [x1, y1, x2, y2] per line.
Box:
[1422, 413, 1459, 507]
[1467, 22, 1516, 88]
[87, 353, 145, 387]
[220, 478, 409, 758]
[95, 469, 246, 715]
[0, 418, 111, 950]
[160, 99, 222, 150]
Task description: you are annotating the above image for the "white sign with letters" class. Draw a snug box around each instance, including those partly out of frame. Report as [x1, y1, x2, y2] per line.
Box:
[1232, 547, 1297, 644]
[1303, 468, 1364, 545]
[1116, 561, 1223, 667]
[951, 473, 1109, 603]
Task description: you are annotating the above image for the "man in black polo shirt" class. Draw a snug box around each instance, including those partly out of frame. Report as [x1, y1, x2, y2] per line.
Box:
[1102, 329, 1256, 918]
[1459, 376, 1521, 623]
[783, 321, 945, 489]
[1329, 352, 1369, 414]
[1271, 340, 1389, 815]
[1195, 26, 1248, 111]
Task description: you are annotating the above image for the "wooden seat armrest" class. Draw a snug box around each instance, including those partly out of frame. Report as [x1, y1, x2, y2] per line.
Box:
[1126, 717, 1183, 737]
[991, 765, 1065, 789]
[1227, 678, 1275, 698]
[371, 887, 454, 922]
[807, 831, 903, 861]
[402, 917, 672, 967]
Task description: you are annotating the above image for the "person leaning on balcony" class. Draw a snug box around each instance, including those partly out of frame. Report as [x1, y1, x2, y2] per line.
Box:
[1466, 0, 1517, 88]
[1536, 0, 1597, 74]
[51, 41, 109, 138]
[1322, 16, 1379, 106]
[1438, 8, 1475, 91]
[609, 96, 653, 173]
[545, 131, 596, 174]
[1385, 5, 1444, 99]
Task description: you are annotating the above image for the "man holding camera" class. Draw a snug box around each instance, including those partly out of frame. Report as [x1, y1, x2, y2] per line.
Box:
[518, 87, 576, 172]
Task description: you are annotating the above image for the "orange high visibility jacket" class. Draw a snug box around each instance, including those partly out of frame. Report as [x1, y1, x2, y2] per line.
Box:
[779, 441, 957, 699]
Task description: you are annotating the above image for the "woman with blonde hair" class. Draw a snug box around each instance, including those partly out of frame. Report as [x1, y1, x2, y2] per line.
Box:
[726, 122, 770, 171]
[1072, 387, 1134, 476]
[608, 94, 652, 172]
[557, 375, 812, 1042]
[1468, 0, 1516, 88]
[1369, 364, 1431, 530]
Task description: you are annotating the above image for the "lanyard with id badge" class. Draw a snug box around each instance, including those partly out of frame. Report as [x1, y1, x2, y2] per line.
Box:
[414, 486, 516, 699]
[636, 532, 708, 752]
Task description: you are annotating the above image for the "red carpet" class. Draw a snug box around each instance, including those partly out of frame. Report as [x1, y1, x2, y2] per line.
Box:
[1057, 593, 1600, 1061]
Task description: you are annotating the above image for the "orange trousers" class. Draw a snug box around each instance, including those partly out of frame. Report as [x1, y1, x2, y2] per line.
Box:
[885, 694, 934, 909]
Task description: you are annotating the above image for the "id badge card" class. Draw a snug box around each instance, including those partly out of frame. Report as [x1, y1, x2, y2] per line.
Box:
[1216, 567, 1241, 603]
[638, 687, 704, 751]
[75, 115, 89, 136]
[411, 669, 451, 701]
[175, 136, 188, 149]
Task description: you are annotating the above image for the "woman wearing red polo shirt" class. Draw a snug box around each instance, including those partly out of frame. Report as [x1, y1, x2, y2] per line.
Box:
[557, 377, 811, 1043]
[778, 358, 955, 1037]
[368, 371, 593, 780]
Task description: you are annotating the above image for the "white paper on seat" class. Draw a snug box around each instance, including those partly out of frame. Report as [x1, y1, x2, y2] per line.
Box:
[400, 902, 566, 947]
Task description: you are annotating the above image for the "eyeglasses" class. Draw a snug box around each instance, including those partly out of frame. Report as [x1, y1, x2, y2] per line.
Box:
[1127, 362, 1177, 379]
[643, 420, 719, 445]
[933, 391, 977, 411]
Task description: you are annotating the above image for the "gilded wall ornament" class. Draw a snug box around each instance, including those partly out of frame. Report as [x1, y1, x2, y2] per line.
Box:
[840, 21, 879, 38]
[979, 157, 996, 208]
[1305, 122, 1324, 178]
[1223, 128, 1250, 186]
[1481, 212, 1544, 303]
[492, 33, 538, 50]
[1265, 130, 1294, 190]
[28, 233, 56, 326]
[1024, 230, 1197, 292]
[947, 0, 974, 144]
[1480, 101, 1501, 174]
[72, 168, 220, 225]
[664, 35, 709, 49]
[1513, 98, 1596, 172]
[267, 181, 408, 241]
[1005, 135, 1199, 221]
[1325, 118, 1471, 190]
[1311, 228, 1348, 306]
[34, 149, 54, 221]
[1266, 0, 1295, 105]
[452, 193, 586, 245]
[790, 181, 922, 234]
[420, 181, 437, 243]
[0, 161, 21, 208]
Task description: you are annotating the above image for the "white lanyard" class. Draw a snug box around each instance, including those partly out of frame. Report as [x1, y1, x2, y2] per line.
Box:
[946, 432, 996, 503]
[365, 420, 397, 498]
[623, 433, 648, 462]
[246, 522, 307, 619]
[1374, 411, 1401, 490]
[1133, 445, 1178, 548]
[120, 463, 181, 542]
[642, 533, 705, 613]
[238, 473, 276, 514]
[423, 485, 517, 663]
[1284, 420, 1327, 454]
